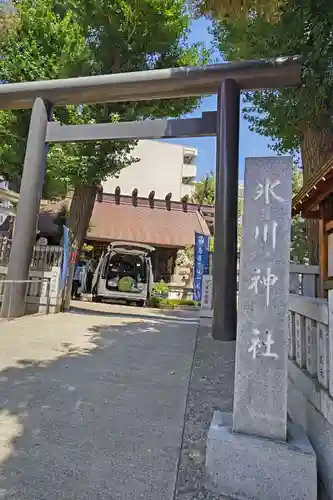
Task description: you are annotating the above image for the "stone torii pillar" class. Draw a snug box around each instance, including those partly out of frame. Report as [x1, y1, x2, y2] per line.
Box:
[212, 79, 240, 341]
[0, 98, 49, 318]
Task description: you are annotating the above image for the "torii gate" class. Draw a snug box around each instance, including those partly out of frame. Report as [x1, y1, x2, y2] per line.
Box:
[0, 56, 302, 339]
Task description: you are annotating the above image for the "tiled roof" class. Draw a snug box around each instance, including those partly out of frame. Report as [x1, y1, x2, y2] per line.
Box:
[87, 196, 209, 247]
[44, 194, 211, 248]
[292, 156, 333, 216]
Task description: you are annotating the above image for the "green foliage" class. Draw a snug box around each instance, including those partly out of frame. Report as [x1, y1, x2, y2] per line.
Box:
[190, 173, 215, 205]
[0, 0, 210, 197]
[82, 243, 94, 253]
[213, 0, 333, 177]
[49, 0, 209, 189]
[152, 280, 169, 297]
[191, 0, 286, 20]
[1, 0, 89, 83]
[47, 109, 138, 188]
[291, 166, 308, 263]
[162, 298, 197, 307]
[0, 0, 90, 191]
[147, 296, 197, 308]
[147, 295, 162, 308]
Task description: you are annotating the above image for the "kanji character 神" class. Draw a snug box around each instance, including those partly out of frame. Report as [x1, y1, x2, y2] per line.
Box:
[248, 267, 278, 307]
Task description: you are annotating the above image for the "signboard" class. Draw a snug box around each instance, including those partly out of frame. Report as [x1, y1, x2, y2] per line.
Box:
[70, 250, 77, 264]
[201, 274, 213, 309]
[193, 232, 209, 301]
[60, 225, 69, 291]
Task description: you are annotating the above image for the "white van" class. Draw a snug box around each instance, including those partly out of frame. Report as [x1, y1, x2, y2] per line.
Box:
[91, 242, 155, 306]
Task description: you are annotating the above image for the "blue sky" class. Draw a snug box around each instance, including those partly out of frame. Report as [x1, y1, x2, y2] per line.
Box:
[164, 17, 276, 181]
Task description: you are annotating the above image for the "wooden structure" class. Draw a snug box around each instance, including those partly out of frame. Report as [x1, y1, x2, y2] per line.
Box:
[38, 189, 211, 284]
[293, 157, 333, 297]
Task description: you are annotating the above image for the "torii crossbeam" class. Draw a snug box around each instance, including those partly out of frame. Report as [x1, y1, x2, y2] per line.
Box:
[0, 56, 302, 340]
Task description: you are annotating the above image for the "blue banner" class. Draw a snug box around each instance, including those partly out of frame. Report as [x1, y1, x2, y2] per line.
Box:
[193, 232, 209, 301]
[60, 225, 69, 291]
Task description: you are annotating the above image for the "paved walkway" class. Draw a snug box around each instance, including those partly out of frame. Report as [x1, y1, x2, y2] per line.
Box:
[0, 305, 200, 500]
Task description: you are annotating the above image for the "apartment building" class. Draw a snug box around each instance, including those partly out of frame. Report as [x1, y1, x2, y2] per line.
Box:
[102, 140, 197, 201]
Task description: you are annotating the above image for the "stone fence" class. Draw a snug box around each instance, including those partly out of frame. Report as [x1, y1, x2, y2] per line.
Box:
[289, 263, 320, 297]
[0, 237, 63, 270]
[289, 293, 331, 391]
[0, 265, 62, 315]
[288, 291, 333, 498]
[0, 238, 64, 315]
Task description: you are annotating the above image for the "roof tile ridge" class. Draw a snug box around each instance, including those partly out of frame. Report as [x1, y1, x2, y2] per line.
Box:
[196, 209, 210, 235]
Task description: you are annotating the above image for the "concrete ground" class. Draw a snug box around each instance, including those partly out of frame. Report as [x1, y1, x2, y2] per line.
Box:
[0, 303, 236, 500]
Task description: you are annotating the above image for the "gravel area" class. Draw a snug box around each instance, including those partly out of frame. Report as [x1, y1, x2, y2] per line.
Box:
[174, 322, 327, 500]
[174, 324, 236, 500]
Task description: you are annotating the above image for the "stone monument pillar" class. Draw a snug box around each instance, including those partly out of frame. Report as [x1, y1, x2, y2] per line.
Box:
[206, 157, 317, 500]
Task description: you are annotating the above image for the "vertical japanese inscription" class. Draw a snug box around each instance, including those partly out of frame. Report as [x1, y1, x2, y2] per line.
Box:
[247, 178, 283, 356]
[233, 157, 293, 442]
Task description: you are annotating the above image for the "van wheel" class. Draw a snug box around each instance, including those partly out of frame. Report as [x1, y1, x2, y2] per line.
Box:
[136, 300, 145, 307]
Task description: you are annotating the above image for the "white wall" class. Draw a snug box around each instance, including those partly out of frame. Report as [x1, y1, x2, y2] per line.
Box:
[181, 184, 195, 199]
[102, 140, 192, 201]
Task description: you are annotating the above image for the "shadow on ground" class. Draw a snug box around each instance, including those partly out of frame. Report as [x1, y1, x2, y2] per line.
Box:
[0, 313, 198, 500]
[70, 302, 200, 324]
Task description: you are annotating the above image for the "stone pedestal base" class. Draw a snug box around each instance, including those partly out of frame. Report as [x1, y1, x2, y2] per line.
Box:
[206, 411, 317, 500]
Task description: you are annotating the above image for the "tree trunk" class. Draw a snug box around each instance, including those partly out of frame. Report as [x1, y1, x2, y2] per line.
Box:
[300, 125, 333, 265]
[68, 183, 98, 254]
